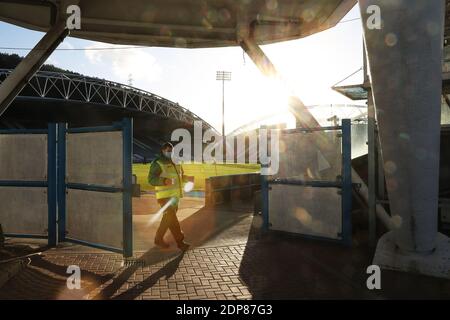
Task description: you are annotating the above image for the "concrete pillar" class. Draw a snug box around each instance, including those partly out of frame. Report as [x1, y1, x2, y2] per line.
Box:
[359, 0, 450, 278]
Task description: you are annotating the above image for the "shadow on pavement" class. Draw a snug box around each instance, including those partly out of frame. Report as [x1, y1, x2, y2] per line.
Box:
[95, 204, 251, 299]
[112, 252, 185, 300]
[92, 247, 181, 300]
[0, 252, 117, 300]
[239, 215, 450, 299]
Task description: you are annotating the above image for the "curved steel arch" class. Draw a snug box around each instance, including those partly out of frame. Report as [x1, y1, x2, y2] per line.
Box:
[227, 104, 367, 137]
[0, 69, 216, 133]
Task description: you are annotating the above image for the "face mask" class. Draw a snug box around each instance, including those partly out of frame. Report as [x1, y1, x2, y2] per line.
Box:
[163, 151, 172, 159]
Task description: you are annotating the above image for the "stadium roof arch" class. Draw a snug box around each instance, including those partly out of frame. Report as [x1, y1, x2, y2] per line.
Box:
[0, 68, 217, 161]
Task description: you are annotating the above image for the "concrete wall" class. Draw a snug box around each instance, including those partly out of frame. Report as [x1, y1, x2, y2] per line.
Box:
[205, 173, 260, 207]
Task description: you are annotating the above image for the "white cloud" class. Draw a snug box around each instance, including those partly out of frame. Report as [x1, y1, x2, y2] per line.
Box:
[84, 43, 161, 84]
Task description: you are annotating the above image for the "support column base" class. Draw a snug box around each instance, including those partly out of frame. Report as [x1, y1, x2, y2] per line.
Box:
[373, 231, 450, 279]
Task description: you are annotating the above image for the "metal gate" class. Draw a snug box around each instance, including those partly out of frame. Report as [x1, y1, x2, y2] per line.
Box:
[0, 125, 57, 244]
[0, 119, 133, 257]
[261, 119, 352, 245]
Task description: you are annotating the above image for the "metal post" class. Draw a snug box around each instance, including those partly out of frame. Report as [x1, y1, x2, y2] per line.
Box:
[376, 131, 385, 201]
[367, 90, 377, 247]
[341, 119, 352, 246]
[57, 123, 67, 242]
[0, 224, 5, 247]
[47, 123, 58, 247]
[0, 21, 68, 117]
[259, 124, 270, 231]
[222, 78, 225, 153]
[261, 167, 269, 231]
[364, 36, 377, 247]
[122, 118, 133, 258]
[216, 71, 231, 158]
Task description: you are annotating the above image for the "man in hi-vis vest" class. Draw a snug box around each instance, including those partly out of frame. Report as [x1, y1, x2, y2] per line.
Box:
[148, 142, 192, 251]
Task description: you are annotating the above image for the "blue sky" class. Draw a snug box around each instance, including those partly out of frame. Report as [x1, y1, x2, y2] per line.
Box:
[0, 5, 364, 133]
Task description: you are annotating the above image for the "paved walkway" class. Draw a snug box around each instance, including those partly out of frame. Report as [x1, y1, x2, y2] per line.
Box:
[1, 195, 450, 300]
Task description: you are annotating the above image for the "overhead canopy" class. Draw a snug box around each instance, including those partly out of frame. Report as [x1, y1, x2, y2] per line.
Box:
[0, 0, 356, 48]
[333, 83, 368, 101]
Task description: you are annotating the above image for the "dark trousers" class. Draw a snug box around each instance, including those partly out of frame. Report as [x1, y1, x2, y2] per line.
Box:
[155, 198, 184, 244]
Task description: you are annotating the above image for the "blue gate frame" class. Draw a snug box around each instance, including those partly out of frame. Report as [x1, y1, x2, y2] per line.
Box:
[0, 119, 133, 257]
[57, 118, 133, 257]
[261, 119, 353, 246]
[0, 124, 58, 246]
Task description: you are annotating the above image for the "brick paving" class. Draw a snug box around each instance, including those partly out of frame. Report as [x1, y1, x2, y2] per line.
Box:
[1, 198, 450, 300]
[0, 199, 255, 300]
[0, 244, 252, 300]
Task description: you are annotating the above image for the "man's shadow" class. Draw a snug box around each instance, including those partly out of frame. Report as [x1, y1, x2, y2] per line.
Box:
[113, 252, 185, 300]
[94, 203, 251, 300]
[92, 248, 184, 300]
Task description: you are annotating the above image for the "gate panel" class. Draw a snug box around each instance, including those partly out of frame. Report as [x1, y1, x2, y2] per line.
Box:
[0, 134, 47, 181]
[0, 126, 56, 243]
[0, 121, 132, 253]
[66, 189, 123, 249]
[269, 185, 342, 240]
[263, 120, 352, 245]
[275, 130, 342, 181]
[0, 187, 48, 236]
[60, 119, 133, 257]
[66, 131, 123, 187]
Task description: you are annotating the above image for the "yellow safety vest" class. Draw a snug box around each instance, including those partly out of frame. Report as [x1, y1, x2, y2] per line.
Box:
[154, 160, 184, 200]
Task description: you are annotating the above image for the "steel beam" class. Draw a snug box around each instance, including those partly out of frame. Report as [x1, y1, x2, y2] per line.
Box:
[47, 123, 58, 247]
[239, 38, 320, 129]
[0, 20, 68, 118]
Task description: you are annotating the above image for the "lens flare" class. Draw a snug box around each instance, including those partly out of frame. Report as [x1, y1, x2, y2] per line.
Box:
[183, 181, 194, 193]
[146, 197, 176, 226]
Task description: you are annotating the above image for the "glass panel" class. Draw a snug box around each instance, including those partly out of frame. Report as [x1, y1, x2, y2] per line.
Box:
[274, 130, 341, 181]
[269, 185, 342, 240]
[66, 189, 123, 249]
[0, 134, 47, 181]
[351, 123, 368, 159]
[0, 187, 47, 235]
[67, 131, 123, 187]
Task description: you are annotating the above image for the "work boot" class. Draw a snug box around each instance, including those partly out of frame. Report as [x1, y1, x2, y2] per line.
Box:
[177, 241, 190, 251]
[154, 238, 170, 249]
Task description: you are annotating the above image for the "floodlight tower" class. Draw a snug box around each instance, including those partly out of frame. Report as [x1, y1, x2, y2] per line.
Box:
[216, 71, 231, 156]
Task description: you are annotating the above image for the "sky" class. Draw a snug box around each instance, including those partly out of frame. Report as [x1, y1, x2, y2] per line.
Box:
[0, 5, 364, 134]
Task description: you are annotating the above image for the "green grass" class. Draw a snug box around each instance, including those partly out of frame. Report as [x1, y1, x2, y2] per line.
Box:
[133, 162, 261, 191]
